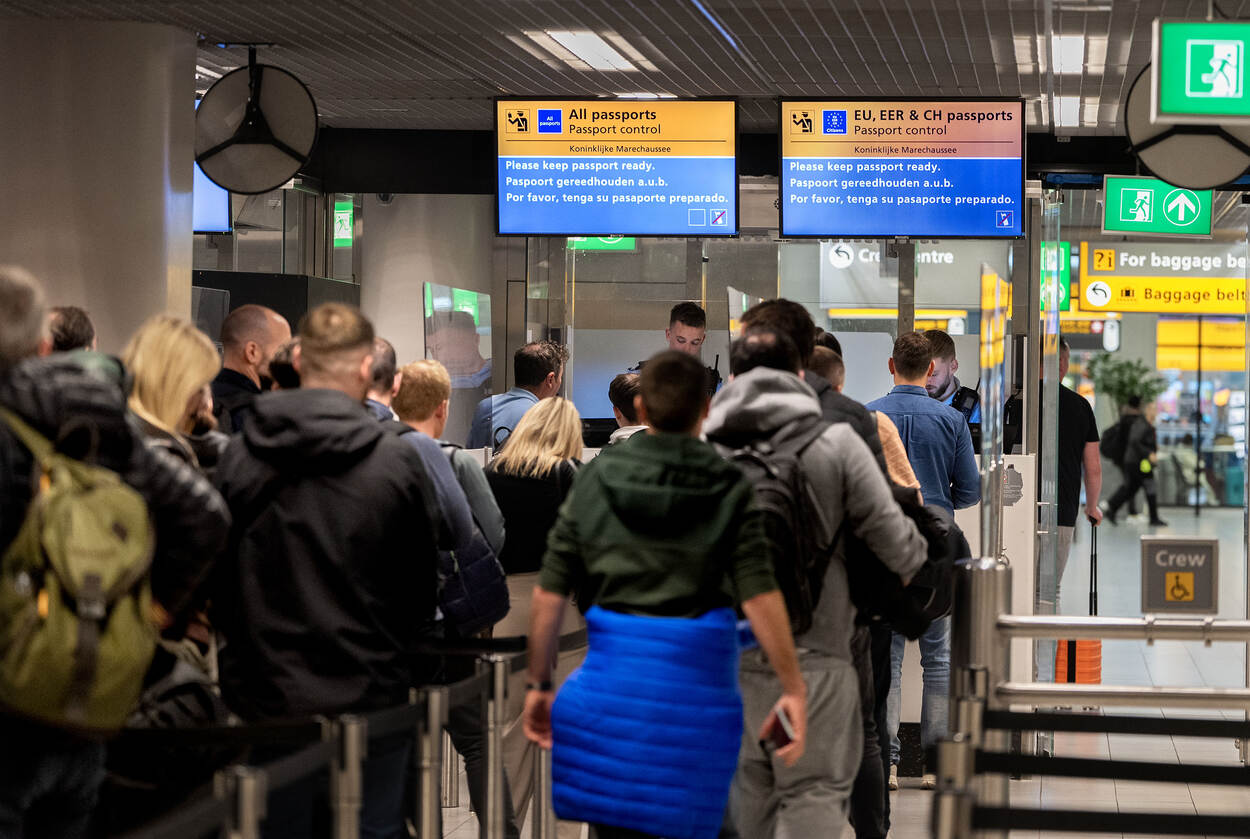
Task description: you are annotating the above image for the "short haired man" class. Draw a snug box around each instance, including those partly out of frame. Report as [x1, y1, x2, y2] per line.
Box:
[212, 303, 442, 838]
[467, 340, 567, 450]
[363, 336, 400, 421]
[707, 328, 927, 837]
[525, 350, 808, 839]
[606, 373, 645, 445]
[1037, 337, 1102, 684]
[48, 305, 96, 352]
[212, 304, 291, 433]
[868, 332, 980, 789]
[632, 302, 723, 398]
[0, 267, 230, 839]
[924, 329, 981, 424]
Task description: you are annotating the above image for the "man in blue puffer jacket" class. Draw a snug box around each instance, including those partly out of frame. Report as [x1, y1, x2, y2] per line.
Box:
[522, 350, 807, 839]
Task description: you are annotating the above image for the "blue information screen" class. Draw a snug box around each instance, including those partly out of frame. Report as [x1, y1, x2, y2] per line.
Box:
[496, 100, 737, 236]
[780, 100, 1024, 238]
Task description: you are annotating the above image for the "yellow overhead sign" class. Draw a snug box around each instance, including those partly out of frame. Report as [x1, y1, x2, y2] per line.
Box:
[1078, 243, 1248, 314]
[496, 100, 735, 157]
[1156, 318, 1246, 371]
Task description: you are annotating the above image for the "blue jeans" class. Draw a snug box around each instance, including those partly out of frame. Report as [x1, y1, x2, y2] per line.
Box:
[885, 616, 951, 765]
[0, 720, 105, 839]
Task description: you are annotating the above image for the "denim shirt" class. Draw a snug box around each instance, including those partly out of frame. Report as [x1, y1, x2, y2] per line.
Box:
[867, 384, 981, 514]
[466, 387, 539, 450]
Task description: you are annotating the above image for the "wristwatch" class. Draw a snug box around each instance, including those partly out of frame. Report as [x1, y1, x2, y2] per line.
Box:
[526, 680, 554, 692]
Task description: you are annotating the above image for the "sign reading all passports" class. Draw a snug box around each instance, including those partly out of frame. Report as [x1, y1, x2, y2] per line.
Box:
[496, 99, 737, 236]
[780, 99, 1024, 238]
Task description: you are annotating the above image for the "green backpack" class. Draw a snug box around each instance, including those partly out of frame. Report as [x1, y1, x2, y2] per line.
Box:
[0, 407, 156, 732]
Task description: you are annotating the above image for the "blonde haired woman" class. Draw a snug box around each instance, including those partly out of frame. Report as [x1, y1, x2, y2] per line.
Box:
[487, 396, 586, 836]
[122, 315, 226, 474]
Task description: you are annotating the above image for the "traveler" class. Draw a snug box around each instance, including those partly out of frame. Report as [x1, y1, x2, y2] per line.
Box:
[210, 303, 441, 839]
[266, 338, 300, 390]
[0, 267, 230, 839]
[630, 302, 722, 397]
[525, 350, 809, 839]
[390, 357, 518, 838]
[868, 332, 980, 789]
[467, 340, 567, 450]
[426, 311, 492, 447]
[210, 304, 291, 433]
[363, 336, 400, 421]
[122, 315, 228, 474]
[706, 329, 927, 838]
[395, 359, 505, 553]
[606, 373, 645, 445]
[924, 329, 981, 424]
[486, 397, 585, 834]
[738, 299, 894, 833]
[1103, 396, 1167, 527]
[48, 305, 96, 352]
[1038, 337, 1102, 682]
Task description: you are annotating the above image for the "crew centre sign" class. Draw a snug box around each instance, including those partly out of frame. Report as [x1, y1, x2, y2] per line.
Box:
[1077, 242, 1250, 314]
[780, 99, 1024, 238]
[496, 99, 737, 236]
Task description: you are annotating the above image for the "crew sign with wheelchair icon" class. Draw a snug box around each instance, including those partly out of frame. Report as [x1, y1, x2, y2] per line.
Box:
[1141, 536, 1219, 614]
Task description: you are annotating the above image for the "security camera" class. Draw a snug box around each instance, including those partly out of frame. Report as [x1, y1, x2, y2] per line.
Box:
[377, 193, 394, 205]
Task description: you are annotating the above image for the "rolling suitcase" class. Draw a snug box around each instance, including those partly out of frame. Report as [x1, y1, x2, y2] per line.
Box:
[1055, 521, 1101, 684]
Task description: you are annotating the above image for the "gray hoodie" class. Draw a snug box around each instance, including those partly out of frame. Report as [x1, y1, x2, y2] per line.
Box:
[705, 367, 928, 665]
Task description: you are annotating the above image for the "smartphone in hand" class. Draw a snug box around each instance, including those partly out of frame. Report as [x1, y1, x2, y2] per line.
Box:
[758, 705, 796, 757]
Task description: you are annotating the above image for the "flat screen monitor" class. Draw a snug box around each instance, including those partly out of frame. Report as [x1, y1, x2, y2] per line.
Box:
[779, 99, 1024, 238]
[496, 98, 738, 236]
[193, 98, 231, 233]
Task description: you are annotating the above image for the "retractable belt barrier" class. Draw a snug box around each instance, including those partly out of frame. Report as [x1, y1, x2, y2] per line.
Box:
[934, 559, 1250, 838]
[121, 628, 589, 839]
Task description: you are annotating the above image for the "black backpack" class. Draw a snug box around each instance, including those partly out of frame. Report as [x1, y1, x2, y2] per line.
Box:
[715, 416, 835, 636]
[1100, 418, 1129, 465]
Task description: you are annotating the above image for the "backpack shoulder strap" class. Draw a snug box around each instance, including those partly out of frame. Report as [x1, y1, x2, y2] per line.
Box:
[770, 415, 830, 460]
[0, 406, 56, 466]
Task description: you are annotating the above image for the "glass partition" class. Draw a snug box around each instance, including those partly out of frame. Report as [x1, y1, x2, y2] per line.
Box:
[424, 283, 493, 448]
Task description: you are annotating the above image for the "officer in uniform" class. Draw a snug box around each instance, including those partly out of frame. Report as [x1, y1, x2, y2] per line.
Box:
[631, 301, 722, 399]
[924, 328, 980, 423]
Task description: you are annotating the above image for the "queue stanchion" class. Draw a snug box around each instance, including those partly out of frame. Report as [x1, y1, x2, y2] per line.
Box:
[532, 746, 556, 839]
[327, 715, 367, 839]
[442, 730, 460, 808]
[416, 686, 448, 839]
[214, 764, 266, 839]
[481, 653, 510, 839]
[931, 736, 973, 839]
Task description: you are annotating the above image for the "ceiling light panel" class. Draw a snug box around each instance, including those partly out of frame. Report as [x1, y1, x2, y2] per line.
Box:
[544, 30, 637, 71]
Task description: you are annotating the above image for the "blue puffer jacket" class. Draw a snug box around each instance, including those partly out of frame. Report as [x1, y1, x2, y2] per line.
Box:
[550, 605, 743, 839]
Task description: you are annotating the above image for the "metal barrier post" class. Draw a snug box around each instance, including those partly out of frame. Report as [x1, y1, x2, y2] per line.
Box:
[950, 557, 1011, 838]
[416, 687, 448, 839]
[442, 730, 461, 808]
[482, 654, 510, 839]
[532, 745, 556, 839]
[215, 764, 266, 839]
[328, 715, 367, 839]
[932, 736, 974, 839]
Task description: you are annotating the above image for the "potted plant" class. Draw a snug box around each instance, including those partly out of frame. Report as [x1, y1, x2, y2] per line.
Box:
[1084, 353, 1166, 414]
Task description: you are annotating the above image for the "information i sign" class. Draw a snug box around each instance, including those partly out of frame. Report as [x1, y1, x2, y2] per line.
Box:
[779, 100, 1024, 238]
[1154, 19, 1250, 123]
[496, 99, 737, 237]
[1102, 176, 1212, 237]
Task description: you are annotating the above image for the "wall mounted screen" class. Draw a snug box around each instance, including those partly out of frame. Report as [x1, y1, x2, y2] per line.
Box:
[193, 99, 231, 233]
[496, 99, 737, 236]
[780, 99, 1025, 238]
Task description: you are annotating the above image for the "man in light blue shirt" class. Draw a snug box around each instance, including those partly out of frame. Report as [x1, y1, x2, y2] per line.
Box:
[467, 340, 567, 450]
[867, 331, 980, 790]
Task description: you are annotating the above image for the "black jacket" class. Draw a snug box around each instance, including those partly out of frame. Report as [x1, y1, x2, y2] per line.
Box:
[486, 460, 578, 575]
[210, 368, 261, 434]
[804, 370, 890, 477]
[211, 389, 442, 720]
[0, 355, 230, 619]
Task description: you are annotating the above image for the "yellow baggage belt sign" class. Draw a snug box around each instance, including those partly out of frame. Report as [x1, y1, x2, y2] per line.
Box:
[1078, 244, 1248, 314]
[496, 100, 735, 157]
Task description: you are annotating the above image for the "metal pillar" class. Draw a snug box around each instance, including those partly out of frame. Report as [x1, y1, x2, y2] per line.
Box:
[532, 744, 557, 839]
[215, 764, 266, 839]
[482, 655, 510, 839]
[442, 731, 460, 809]
[416, 687, 447, 838]
[892, 238, 916, 336]
[329, 715, 367, 839]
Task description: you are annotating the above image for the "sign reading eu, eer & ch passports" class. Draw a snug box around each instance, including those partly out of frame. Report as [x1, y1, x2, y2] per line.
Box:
[780, 100, 1025, 238]
[495, 99, 737, 237]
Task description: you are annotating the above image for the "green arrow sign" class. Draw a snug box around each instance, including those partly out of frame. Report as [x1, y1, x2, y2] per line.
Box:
[1154, 20, 1250, 123]
[567, 236, 637, 251]
[1102, 176, 1212, 237]
[1040, 241, 1071, 311]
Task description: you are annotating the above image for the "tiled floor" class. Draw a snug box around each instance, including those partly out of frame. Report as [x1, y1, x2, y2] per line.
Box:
[441, 509, 1250, 838]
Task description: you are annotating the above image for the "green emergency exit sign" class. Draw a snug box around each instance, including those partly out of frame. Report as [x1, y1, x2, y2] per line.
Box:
[1154, 20, 1250, 122]
[333, 201, 354, 247]
[567, 236, 636, 251]
[1040, 241, 1071, 311]
[1102, 176, 1212, 237]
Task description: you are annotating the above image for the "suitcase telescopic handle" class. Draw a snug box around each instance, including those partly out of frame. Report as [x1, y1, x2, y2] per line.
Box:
[1088, 518, 1098, 617]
